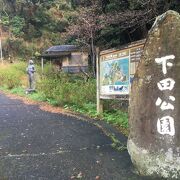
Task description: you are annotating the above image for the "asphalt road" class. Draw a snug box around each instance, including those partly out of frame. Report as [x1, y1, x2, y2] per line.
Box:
[0, 92, 156, 180]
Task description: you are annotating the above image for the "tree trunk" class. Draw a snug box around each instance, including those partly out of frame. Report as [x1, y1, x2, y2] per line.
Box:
[91, 37, 96, 77]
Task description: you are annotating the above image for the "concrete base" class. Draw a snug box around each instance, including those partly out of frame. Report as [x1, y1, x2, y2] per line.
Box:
[25, 89, 36, 94]
[127, 139, 180, 179]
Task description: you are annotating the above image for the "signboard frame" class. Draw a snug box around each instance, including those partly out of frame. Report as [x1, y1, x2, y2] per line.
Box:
[100, 49, 130, 96]
[96, 39, 145, 113]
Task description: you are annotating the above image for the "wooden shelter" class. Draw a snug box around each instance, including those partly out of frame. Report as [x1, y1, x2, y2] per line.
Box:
[41, 45, 88, 73]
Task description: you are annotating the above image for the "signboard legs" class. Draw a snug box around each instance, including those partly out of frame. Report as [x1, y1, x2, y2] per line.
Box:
[41, 57, 44, 73]
[96, 48, 103, 114]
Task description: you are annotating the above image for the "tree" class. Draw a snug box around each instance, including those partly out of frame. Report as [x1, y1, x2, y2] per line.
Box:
[67, 2, 105, 76]
[0, 0, 179, 59]
[66, 0, 180, 75]
[10, 16, 25, 37]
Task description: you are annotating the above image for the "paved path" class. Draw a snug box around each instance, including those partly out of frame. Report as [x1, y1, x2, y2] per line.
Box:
[0, 93, 155, 180]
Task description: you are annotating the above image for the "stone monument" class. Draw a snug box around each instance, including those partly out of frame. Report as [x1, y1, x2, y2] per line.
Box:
[128, 10, 180, 179]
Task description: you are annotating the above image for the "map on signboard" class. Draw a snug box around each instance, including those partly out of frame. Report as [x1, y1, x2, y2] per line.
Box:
[99, 40, 145, 96]
[100, 58, 129, 95]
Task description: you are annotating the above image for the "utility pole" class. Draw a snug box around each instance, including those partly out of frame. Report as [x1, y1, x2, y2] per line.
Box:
[0, 19, 3, 64]
[0, 30, 3, 63]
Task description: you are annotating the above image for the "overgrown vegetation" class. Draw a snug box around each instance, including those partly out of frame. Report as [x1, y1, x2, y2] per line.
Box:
[0, 0, 179, 60]
[1, 0, 177, 133]
[0, 62, 128, 131]
[0, 62, 26, 89]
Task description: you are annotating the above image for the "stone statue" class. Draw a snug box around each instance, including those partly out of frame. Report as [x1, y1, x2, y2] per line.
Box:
[26, 59, 36, 91]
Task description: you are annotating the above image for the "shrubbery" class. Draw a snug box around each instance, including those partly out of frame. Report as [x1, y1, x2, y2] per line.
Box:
[0, 62, 128, 131]
[38, 70, 96, 107]
[0, 62, 26, 89]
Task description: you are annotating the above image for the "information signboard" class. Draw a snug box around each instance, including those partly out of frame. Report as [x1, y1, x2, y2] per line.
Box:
[97, 39, 145, 101]
[130, 45, 144, 62]
[100, 49, 130, 95]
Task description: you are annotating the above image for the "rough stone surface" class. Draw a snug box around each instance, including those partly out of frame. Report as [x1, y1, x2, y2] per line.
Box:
[128, 10, 180, 179]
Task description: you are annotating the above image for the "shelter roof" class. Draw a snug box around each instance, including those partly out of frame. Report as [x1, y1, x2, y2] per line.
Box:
[45, 45, 79, 53]
[40, 45, 80, 58]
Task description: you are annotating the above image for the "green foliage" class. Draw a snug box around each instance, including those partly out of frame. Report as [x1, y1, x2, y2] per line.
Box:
[103, 110, 128, 128]
[129, 0, 144, 10]
[58, 1, 72, 10]
[105, 0, 129, 12]
[1, 16, 10, 26]
[64, 102, 128, 129]
[4, 39, 38, 58]
[0, 0, 180, 54]
[33, 8, 50, 26]
[37, 70, 96, 107]
[11, 61, 27, 72]
[27, 92, 46, 102]
[10, 16, 25, 37]
[0, 62, 128, 129]
[0, 64, 25, 89]
[37, 66, 128, 128]
[10, 87, 25, 95]
[24, 24, 42, 40]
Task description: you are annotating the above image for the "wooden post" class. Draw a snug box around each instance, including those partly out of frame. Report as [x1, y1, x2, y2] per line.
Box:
[0, 27, 3, 64]
[41, 57, 44, 73]
[96, 47, 103, 114]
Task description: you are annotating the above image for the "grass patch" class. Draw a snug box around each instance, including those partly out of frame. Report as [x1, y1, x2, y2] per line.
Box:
[27, 92, 46, 102]
[103, 110, 128, 128]
[10, 87, 25, 95]
[0, 62, 129, 131]
[63, 102, 128, 129]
